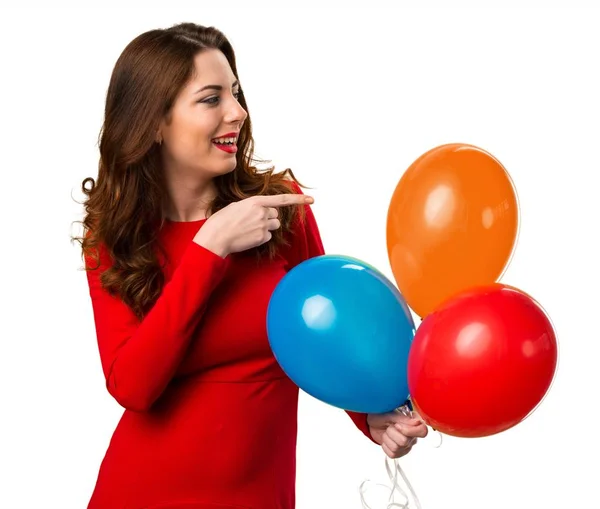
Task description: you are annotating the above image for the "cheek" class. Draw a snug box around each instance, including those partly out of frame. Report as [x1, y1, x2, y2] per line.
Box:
[173, 109, 215, 144]
[176, 126, 214, 159]
[194, 119, 219, 154]
[194, 117, 216, 140]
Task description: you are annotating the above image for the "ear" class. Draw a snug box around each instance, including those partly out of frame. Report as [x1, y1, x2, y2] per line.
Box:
[156, 116, 167, 144]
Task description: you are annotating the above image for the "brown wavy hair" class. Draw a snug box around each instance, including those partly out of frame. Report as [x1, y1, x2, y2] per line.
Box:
[73, 22, 306, 320]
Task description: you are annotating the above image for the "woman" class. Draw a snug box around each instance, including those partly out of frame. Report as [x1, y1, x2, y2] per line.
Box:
[76, 22, 427, 509]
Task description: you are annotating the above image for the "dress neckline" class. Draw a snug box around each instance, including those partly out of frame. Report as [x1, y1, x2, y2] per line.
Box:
[164, 217, 208, 225]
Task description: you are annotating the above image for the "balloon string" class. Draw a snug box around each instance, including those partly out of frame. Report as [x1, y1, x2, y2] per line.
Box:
[359, 456, 422, 509]
[358, 403, 442, 508]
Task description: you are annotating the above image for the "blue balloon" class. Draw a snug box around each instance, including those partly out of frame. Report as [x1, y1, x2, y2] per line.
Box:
[267, 254, 416, 414]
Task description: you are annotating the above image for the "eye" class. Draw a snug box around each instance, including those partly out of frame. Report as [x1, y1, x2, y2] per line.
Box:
[199, 90, 242, 106]
[201, 96, 220, 105]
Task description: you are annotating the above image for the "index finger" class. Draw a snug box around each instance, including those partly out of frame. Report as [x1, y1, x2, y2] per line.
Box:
[254, 193, 314, 207]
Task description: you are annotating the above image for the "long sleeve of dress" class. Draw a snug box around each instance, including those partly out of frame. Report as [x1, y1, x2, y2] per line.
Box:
[85, 241, 230, 412]
[283, 182, 377, 444]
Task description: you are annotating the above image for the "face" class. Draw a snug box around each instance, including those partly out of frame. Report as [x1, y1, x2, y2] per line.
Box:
[158, 48, 248, 180]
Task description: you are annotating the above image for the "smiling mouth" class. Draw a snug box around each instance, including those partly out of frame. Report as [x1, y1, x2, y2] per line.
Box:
[212, 137, 237, 154]
[211, 135, 238, 146]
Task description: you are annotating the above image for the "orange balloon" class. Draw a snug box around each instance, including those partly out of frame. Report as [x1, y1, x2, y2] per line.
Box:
[386, 143, 519, 318]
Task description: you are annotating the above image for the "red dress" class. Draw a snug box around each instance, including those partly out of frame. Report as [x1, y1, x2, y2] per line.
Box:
[85, 186, 375, 509]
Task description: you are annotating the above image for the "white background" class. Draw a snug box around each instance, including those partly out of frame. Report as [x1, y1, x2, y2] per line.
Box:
[1, 2, 598, 508]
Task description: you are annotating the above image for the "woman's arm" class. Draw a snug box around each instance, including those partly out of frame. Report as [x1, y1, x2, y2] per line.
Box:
[85, 241, 230, 412]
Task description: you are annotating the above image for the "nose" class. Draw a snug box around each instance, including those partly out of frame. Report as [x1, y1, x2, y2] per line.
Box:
[224, 93, 247, 127]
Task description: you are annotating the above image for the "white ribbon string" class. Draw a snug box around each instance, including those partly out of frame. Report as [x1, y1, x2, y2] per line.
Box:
[359, 403, 442, 509]
[359, 456, 422, 509]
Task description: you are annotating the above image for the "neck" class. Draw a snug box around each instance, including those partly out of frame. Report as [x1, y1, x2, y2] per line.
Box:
[163, 173, 217, 222]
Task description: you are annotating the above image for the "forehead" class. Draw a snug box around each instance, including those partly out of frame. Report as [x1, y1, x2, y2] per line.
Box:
[189, 48, 237, 87]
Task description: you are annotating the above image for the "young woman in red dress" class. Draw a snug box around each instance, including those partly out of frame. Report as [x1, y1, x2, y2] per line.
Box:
[75, 22, 427, 509]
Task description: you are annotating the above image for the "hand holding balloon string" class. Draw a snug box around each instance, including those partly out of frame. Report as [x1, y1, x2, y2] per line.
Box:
[368, 401, 443, 458]
[358, 403, 442, 509]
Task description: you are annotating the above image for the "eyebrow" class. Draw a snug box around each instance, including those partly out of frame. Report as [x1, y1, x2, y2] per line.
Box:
[193, 80, 240, 94]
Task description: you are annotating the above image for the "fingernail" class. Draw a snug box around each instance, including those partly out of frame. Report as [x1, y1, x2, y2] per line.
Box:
[305, 196, 314, 203]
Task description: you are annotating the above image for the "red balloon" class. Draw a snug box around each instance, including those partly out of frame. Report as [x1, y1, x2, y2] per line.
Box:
[407, 284, 558, 438]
